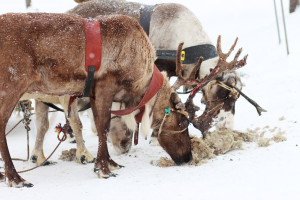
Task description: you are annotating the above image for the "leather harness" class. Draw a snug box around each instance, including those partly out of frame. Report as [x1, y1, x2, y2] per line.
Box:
[139, 4, 218, 64]
[111, 65, 164, 123]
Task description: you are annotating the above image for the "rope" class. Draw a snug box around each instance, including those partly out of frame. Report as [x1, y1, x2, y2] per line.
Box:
[17, 130, 66, 174]
[0, 125, 67, 174]
[204, 80, 239, 103]
[5, 111, 57, 137]
[0, 108, 66, 174]
[157, 108, 188, 135]
[5, 118, 24, 136]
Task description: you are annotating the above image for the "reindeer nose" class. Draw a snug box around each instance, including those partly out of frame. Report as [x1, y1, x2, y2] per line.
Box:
[174, 151, 192, 165]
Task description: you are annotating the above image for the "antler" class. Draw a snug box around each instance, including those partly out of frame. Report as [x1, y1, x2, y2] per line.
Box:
[216, 35, 248, 71]
[185, 35, 248, 137]
[171, 42, 204, 91]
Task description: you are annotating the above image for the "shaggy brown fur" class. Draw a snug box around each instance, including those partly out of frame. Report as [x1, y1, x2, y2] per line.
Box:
[0, 13, 191, 187]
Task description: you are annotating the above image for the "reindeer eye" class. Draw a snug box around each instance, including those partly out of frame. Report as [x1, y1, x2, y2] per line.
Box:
[183, 120, 189, 127]
[179, 119, 189, 128]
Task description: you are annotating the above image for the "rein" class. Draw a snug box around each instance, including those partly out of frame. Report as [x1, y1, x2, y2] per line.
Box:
[157, 107, 189, 136]
[203, 80, 239, 103]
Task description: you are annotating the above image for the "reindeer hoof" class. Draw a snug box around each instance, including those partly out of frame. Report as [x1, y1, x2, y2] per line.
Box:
[77, 150, 95, 164]
[94, 168, 117, 179]
[7, 180, 33, 188]
[102, 173, 118, 179]
[42, 161, 57, 166]
[69, 138, 76, 144]
[80, 156, 87, 164]
[0, 173, 5, 182]
[30, 155, 38, 163]
[23, 182, 34, 188]
[31, 155, 56, 166]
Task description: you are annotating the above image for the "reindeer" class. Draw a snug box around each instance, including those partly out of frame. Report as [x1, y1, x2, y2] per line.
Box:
[0, 13, 199, 187]
[67, 0, 244, 153]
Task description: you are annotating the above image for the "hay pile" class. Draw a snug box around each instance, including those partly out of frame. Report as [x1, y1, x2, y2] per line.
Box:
[59, 148, 77, 161]
[153, 126, 287, 167]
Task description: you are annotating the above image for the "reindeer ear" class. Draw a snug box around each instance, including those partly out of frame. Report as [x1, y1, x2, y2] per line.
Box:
[170, 92, 185, 110]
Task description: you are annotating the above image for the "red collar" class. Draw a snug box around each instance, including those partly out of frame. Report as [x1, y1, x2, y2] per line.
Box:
[111, 65, 164, 123]
[83, 18, 102, 72]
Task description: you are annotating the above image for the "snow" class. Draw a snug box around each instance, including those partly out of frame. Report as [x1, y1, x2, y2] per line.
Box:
[0, 0, 300, 199]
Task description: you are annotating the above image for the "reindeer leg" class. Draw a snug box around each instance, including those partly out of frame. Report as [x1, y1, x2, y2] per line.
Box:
[60, 97, 95, 164]
[0, 172, 4, 182]
[31, 100, 56, 166]
[91, 83, 122, 178]
[0, 88, 33, 187]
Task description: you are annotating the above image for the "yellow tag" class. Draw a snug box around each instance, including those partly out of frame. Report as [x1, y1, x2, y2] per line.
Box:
[181, 51, 185, 61]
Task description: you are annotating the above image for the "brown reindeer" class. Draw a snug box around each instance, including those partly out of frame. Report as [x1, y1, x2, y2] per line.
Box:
[68, 0, 245, 153]
[0, 13, 195, 187]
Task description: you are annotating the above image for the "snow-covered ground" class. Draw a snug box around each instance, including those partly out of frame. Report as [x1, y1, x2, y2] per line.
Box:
[1, 0, 299, 199]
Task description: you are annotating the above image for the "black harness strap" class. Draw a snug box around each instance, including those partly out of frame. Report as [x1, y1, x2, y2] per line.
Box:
[156, 44, 218, 64]
[139, 5, 154, 36]
[139, 4, 218, 65]
[42, 101, 91, 113]
[42, 102, 64, 112]
[83, 66, 96, 97]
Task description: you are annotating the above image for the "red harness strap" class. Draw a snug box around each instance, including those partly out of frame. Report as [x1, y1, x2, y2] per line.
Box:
[111, 65, 164, 123]
[83, 18, 102, 72]
[68, 18, 101, 115]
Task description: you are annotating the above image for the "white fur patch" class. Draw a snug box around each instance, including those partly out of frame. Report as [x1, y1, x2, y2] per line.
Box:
[121, 111, 138, 133]
[140, 104, 153, 138]
[215, 110, 234, 130]
[111, 102, 153, 139]
[112, 102, 138, 133]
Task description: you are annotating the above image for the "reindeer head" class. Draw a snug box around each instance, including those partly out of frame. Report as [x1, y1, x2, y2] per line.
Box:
[150, 79, 191, 164]
[181, 36, 248, 137]
[156, 91, 192, 164]
[202, 70, 242, 130]
[201, 36, 245, 130]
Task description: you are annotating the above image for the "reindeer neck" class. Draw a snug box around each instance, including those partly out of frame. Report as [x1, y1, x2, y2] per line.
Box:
[148, 75, 173, 130]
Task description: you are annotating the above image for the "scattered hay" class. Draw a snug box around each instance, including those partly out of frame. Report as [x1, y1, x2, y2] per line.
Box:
[153, 129, 249, 167]
[153, 125, 287, 167]
[151, 157, 175, 167]
[257, 138, 271, 147]
[190, 137, 215, 165]
[278, 116, 286, 121]
[272, 130, 287, 143]
[189, 129, 248, 165]
[59, 148, 76, 161]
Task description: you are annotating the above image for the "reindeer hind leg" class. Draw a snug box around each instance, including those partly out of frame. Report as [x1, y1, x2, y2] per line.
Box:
[60, 96, 95, 164]
[31, 100, 56, 166]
